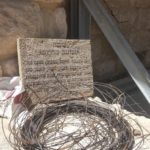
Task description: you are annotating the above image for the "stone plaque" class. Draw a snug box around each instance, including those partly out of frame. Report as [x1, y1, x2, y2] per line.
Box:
[17, 38, 93, 103]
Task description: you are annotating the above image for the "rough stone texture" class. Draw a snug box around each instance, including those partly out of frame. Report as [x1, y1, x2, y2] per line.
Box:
[41, 7, 67, 38]
[36, 0, 67, 38]
[144, 51, 150, 66]
[0, 0, 43, 60]
[1, 57, 18, 77]
[18, 38, 93, 104]
[104, 0, 150, 53]
[0, 0, 67, 77]
[35, 0, 65, 10]
[91, 0, 150, 81]
[91, 19, 126, 82]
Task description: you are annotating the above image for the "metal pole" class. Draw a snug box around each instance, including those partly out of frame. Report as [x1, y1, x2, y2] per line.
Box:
[70, 0, 79, 39]
[79, 0, 91, 39]
[83, 0, 150, 103]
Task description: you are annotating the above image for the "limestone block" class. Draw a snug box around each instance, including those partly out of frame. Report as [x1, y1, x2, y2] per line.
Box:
[35, 0, 65, 10]
[35, 0, 67, 38]
[36, 0, 64, 3]
[0, 0, 43, 60]
[53, 8, 67, 38]
[1, 57, 18, 76]
[91, 0, 150, 81]
[104, 0, 130, 8]
[136, 9, 150, 30]
[91, 20, 122, 81]
[129, 30, 150, 52]
[104, 0, 150, 53]
[135, 0, 150, 8]
[0, 0, 67, 77]
[39, 5, 67, 38]
[17, 38, 93, 103]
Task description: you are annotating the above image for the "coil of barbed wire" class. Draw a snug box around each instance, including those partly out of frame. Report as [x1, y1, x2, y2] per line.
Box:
[2, 82, 150, 150]
[6, 99, 135, 150]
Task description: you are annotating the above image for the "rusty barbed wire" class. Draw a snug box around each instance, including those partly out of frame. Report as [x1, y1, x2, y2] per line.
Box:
[1, 83, 150, 150]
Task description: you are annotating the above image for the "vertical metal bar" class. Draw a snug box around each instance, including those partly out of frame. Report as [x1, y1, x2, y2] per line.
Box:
[70, 0, 79, 39]
[83, 0, 150, 103]
[79, 0, 91, 39]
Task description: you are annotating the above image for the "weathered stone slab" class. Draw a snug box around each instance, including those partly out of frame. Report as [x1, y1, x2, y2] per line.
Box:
[17, 38, 93, 104]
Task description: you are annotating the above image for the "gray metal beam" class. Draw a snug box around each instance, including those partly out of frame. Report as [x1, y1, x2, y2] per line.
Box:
[111, 76, 150, 115]
[79, 0, 91, 39]
[83, 0, 150, 103]
[70, 0, 91, 39]
[70, 0, 79, 39]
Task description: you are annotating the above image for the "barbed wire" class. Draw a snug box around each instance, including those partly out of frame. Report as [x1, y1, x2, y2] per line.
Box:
[1, 83, 150, 150]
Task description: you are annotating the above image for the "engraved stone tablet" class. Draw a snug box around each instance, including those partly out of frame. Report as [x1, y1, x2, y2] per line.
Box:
[17, 38, 93, 104]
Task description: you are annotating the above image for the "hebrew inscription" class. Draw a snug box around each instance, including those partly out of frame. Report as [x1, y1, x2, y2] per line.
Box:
[17, 38, 93, 103]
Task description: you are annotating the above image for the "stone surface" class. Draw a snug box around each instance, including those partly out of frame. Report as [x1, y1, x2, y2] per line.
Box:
[104, 0, 150, 53]
[0, 0, 67, 77]
[35, 0, 65, 10]
[1, 57, 18, 77]
[91, 19, 126, 81]
[35, 0, 67, 38]
[40, 7, 67, 38]
[91, 0, 150, 81]
[144, 51, 150, 67]
[18, 38, 93, 103]
[0, 0, 43, 60]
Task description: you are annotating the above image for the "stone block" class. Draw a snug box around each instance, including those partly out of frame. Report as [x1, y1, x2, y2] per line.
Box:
[0, 0, 67, 58]
[39, 7, 67, 38]
[17, 38, 93, 104]
[0, 0, 43, 60]
[91, 0, 150, 81]
[35, 0, 67, 38]
[35, 0, 65, 10]
[104, 0, 130, 8]
[135, 0, 150, 8]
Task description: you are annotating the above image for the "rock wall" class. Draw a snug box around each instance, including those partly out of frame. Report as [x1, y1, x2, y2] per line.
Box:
[1, 0, 150, 80]
[0, 0, 67, 76]
[91, 0, 150, 81]
[36, 0, 67, 38]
